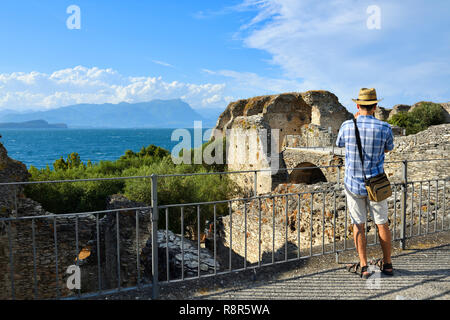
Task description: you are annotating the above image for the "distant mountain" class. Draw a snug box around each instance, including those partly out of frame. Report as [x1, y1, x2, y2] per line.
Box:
[0, 99, 219, 128]
[0, 109, 20, 118]
[193, 107, 224, 125]
[0, 119, 67, 129]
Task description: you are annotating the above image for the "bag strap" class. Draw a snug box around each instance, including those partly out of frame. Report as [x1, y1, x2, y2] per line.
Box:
[352, 118, 368, 181]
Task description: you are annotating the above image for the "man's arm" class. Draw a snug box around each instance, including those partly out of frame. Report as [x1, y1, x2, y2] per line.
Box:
[384, 126, 394, 153]
[336, 123, 346, 147]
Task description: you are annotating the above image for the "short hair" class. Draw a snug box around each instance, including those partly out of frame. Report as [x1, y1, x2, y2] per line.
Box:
[359, 103, 377, 111]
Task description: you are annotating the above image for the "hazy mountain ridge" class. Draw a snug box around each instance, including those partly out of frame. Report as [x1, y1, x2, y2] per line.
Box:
[0, 99, 218, 128]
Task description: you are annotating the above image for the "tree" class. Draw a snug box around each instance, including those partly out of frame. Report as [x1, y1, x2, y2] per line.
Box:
[67, 152, 83, 169]
[52, 152, 85, 170]
[53, 156, 68, 171]
[120, 145, 170, 160]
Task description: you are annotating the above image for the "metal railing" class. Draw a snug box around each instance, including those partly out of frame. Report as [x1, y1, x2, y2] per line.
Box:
[0, 158, 448, 300]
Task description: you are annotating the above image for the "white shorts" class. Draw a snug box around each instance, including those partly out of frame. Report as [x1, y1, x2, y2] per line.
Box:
[344, 186, 389, 225]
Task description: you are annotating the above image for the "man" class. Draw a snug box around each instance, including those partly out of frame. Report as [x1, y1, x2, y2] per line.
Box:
[336, 88, 394, 279]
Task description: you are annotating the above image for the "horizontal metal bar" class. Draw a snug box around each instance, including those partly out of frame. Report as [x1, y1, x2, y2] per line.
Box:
[157, 164, 344, 178]
[158, 179, 448, 209]
[0, 205, 152, 222]
[61, 283, 154, 300]
[0, 164, 345, 186]
[1, 158, 447, 186]
[0, 175, 153, 186]
[157, 189, 344, 209]
[385, 158, 449, 164]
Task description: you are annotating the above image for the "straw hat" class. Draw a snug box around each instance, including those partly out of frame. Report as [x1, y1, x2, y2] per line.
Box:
[352, 88, 383, 105]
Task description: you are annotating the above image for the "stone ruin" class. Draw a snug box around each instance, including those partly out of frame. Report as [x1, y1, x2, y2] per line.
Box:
[384, 123, 450, 182]
[213, 91, 353, 140]
[212, 93, 450, 197]
[211, 91, 353, 196]
[0, 139, 30, 212]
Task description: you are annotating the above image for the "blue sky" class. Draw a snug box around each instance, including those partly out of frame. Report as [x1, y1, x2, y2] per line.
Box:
[0, 0, 448, 114]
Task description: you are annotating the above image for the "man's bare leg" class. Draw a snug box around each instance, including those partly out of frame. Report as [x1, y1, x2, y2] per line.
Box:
[353, 223, 370, 276]
[377, 223, 393, 272]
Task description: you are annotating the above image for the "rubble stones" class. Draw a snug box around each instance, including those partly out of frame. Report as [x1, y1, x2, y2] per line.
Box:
[141, 229, 220, 280]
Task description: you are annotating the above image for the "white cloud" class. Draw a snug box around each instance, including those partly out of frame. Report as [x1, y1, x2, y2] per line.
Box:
[201, 68, 216, 75]
[215, 69, 305, 96]
[233, 0, 450, 111]
[151, 60, 175, 68]
[0, 65, 230, 111]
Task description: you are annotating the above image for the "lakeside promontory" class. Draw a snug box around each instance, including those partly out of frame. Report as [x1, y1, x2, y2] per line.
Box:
[0, 119, 67, 129]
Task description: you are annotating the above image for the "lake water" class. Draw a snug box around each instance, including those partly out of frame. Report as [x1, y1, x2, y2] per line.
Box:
[0, 128, 211, 169]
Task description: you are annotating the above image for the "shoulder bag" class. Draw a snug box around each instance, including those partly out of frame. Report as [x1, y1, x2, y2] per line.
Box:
[353, 118, 392, 202]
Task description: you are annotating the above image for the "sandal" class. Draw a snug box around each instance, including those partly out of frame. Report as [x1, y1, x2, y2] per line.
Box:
[360, 265, 374, 279]
[345, 262, 360, 274]
[370, 258, 394, 276]
[345, 263, 373, 279]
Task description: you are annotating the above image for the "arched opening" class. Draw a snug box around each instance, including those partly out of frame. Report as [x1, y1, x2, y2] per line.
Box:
[289, 162, 327, 184]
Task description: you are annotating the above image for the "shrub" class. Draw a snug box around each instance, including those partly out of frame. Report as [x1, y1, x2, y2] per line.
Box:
[388, 102, 445, 135]
[26, 163, 124, 214]
[25, 143, 237, 236]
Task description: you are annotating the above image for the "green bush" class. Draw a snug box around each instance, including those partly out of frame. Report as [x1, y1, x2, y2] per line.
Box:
[388, 102, 445, 135]
[26, 163, 124, 214]
[25, 142, 237, 236]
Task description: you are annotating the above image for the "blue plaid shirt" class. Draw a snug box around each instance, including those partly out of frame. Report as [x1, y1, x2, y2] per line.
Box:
[336, 115, 394, 195]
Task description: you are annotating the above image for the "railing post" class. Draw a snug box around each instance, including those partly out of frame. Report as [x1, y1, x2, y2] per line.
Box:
[400, 160, 408, 250]
[332, 134, 335, 154]
[337, 165, 341, 186]
[151, 174, 159, 299]
[254, 171, 258, 198]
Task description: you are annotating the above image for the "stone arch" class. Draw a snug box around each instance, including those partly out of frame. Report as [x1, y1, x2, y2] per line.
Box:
[288, 162, 327, 184]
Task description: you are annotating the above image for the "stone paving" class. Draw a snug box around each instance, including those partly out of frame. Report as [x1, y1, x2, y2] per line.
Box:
[198, 244, 450, 300]
[191, 232, 450, 300]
